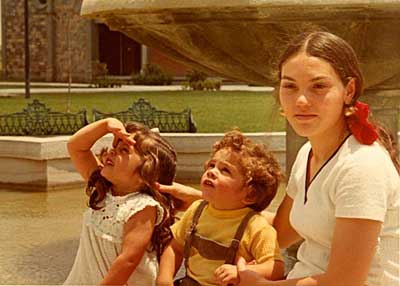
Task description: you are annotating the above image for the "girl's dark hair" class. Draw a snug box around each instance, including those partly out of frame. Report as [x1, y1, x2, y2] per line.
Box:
[211, 129, 284, 211]
[86, 122, 178, 259]
[278, 31, 399, 173]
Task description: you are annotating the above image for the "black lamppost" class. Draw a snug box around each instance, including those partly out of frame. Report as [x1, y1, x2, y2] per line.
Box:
[24, 0, 30, 99]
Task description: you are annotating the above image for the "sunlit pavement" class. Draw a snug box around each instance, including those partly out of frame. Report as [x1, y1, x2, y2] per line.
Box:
[0, 82, 273, 96]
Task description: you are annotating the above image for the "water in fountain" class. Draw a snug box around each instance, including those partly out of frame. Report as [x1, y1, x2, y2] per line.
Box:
[0, 188, 85, 284]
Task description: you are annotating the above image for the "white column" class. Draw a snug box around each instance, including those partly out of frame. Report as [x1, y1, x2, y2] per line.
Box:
[140, 45, 148, 71]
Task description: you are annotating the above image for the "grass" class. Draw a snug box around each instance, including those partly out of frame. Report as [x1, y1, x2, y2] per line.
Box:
[0, 91, 285, 133]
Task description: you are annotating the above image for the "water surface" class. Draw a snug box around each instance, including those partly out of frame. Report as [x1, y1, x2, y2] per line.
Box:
[0, 184, 284, 285]
[0, 188, 86, 285]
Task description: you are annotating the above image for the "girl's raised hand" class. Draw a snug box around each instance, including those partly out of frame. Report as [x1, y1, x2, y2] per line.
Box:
[105, 118, 135, 147]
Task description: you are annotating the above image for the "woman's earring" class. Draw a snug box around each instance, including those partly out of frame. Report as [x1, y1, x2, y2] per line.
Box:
[279, 107, 286, 117]
[344, 104, 356, 117]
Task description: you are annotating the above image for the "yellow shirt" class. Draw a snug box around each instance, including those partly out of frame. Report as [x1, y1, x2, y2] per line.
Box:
[172, 200, 282, 286]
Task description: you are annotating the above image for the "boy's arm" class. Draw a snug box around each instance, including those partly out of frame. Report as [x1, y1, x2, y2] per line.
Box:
[101, 206, 157, 285]
[157, 201, 199, 285]
[214, 223, 285, 285]
[245, 222, 285, 281]
[214, 259, 284, 285]
[67, 118, 134, 181]
[157, 238, 184, 286]
[246, 260, 284, 280]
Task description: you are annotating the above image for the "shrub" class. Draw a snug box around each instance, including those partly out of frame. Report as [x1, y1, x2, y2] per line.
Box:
[181, 81, 190, 91]
[91, 60, 108, 79]
[183, 70, 222, 91]
[204, 79, 221, 91]
[89, 61, 123, 88]
[186, 70, 207, 84]
[90, 78, 123, 88]
[132, 64, 173, 85]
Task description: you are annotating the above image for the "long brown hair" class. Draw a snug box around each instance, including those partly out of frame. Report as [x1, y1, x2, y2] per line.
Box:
[278, 31, 399, 173]
[86, 122, 177, 259]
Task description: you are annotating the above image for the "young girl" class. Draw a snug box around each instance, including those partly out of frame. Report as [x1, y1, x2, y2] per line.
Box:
[64, 118, 177, 286]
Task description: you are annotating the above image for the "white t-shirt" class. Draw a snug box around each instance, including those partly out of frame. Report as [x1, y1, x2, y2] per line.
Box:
[287, 136, 399, 285]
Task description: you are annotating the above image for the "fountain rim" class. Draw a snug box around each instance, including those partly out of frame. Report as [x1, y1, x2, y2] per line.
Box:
[81, 0, 400, 17]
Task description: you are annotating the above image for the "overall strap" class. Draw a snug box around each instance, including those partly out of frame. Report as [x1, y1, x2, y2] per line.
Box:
[191, 232, 230, 260]
[224, 210, 257, 264]
[183, 200, 208, 269]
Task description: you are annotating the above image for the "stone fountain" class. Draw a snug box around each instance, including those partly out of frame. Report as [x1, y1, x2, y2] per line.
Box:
[80, 0, 400, 174]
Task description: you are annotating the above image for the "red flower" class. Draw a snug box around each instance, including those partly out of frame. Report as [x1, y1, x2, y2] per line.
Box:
[346, 101, 378, 145]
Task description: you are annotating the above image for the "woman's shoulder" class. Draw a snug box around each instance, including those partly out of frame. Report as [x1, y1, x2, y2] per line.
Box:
[341, 136, 396, 169]
[336, 136, 399, 192]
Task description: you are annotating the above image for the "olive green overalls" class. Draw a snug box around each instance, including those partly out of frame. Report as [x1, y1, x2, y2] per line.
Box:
[175, 200, 257, 286]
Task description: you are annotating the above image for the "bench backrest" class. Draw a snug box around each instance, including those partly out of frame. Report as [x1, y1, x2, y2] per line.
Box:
[93, 98, 197, 133]
[0, 99, 88, 136]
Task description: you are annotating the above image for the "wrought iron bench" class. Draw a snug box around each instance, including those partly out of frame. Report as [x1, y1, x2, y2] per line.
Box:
[93, 98, 197, 132]
[0, 99, 89, 136]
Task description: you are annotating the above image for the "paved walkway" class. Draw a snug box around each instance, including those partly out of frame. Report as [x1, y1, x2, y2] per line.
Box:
[0, 81, 274, 96]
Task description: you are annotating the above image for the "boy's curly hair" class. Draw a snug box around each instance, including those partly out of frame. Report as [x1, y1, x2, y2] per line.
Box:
[212, 129, 284, 211]
[86, 122, 177, 260]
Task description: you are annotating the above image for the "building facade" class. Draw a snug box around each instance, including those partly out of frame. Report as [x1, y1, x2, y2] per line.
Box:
[1, 0, 189, 82]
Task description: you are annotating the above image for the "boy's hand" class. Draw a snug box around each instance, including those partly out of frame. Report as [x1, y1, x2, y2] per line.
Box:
[214, 264, 239, 286]
[105, 118, 135, 147]
[236, 257, 268, 286]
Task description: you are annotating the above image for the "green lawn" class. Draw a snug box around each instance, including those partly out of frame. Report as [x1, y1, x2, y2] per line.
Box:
[0, 91, 285, 133]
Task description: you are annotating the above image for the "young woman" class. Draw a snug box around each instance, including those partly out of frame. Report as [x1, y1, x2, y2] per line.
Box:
[159, 31, 400, 286]
[237, 30, 400, 286]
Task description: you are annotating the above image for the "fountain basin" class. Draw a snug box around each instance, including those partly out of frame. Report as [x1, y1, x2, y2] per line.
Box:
[80, 0, 400, 89]
[0, 133, 286, 191]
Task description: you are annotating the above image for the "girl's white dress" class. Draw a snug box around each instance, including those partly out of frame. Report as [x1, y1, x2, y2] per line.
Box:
[64, 192, 164, 286]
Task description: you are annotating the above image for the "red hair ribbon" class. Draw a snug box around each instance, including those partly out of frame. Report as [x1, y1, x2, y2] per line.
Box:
[346, 101, 378, 145]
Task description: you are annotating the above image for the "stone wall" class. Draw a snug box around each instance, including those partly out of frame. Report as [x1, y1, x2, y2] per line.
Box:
[3, 0, 27, 80]
[29, 10, 49, 80]
[2, 0, 195, 82]
[3, 0, 93, 82]
[53, 1, 92, 82]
